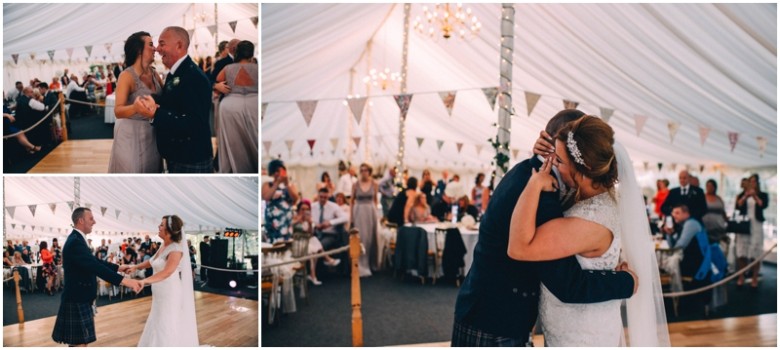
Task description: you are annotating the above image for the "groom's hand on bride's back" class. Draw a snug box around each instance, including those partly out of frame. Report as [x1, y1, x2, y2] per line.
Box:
[615, 262, 639, 295]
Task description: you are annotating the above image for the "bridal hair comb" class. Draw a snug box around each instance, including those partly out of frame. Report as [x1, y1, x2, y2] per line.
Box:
[566, 131, 587, 167]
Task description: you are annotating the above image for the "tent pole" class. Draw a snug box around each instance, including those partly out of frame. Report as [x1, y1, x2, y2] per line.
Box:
[214, 4, 219, 51]
[496, 4, 515, 183]
[395, 3, 411, 186]
[74, 177, 80, 207]
[364, 40, 373, 163]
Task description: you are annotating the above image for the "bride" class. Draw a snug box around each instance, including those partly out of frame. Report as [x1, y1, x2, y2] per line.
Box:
[129, 215, 198, 346]
[507, 115, 669, 346]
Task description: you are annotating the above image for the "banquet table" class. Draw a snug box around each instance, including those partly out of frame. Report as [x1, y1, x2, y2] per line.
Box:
[379, 222, 480, 277]
[104, 94, 116, 123]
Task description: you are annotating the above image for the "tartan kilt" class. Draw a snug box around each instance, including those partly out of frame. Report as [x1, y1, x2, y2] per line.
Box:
[451, 320, 530, 347]
[52, 302, 96, 345]
[166, 158, 213, 173]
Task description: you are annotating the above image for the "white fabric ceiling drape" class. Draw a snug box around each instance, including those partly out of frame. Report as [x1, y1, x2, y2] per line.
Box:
[261, 3, 776, 171]
[4, 177, 258, 239]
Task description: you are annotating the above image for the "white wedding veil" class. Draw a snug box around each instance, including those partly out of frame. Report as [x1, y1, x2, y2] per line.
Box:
[614, 142, 670, 346]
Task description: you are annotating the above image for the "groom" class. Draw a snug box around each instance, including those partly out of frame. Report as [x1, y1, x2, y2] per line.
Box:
[52, 207, 142, 346]
[137, 26, 213, 173]
[452, 109, 638, 346]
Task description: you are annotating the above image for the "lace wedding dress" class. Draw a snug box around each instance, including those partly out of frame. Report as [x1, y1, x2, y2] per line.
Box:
[539, 191, 623, 346]
[138, 241, 199, 346]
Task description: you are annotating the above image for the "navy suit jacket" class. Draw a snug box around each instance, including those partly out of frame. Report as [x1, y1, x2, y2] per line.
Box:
[661, 186, 707, 220]
[453, 156, 634, 337]
[61, 230, 123, 304]
[210, 55, 234, 84]
[152, 56, 213, 163]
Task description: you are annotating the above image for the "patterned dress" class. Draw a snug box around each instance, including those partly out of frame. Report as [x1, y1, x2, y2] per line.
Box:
[264, 184, 294, 242]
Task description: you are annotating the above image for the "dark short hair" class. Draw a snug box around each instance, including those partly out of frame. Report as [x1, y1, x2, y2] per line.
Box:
[706, 179, 717, 192]
[672, 204, 689, 213]
[267, 159, 285, 175]
[218, 40, 229, 52]
[235, 40, 254, 61]
[318, 187, 330, 194]
[40, 241, 48, 250]
[38, 82, 48, 89]
[71, 207, 91, 224]
[15, 81, 22, 86]
[406, 176, 418, 190]
[545, 109, 586, 136]
[124, 31, 151, 67]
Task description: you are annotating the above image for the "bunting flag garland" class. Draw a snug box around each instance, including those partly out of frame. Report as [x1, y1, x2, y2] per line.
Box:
[66, 48, 74, 60]
[671, 163, 677, 171]
[699, 164, 705, 173]
[262, 141, 272, 155]
[105, 43, 112, 54]
[228, 20, 238, 33]
[31, 225, 35, 231]
[250, 16, 258, 28]
[115, 209, 121, 219]
[416, 137, 424, 148]
[206, 25, 217, 36]
[11, 224, 15, 229]
[456, 142, 464, 153]
[194, 44, 199, 52]
[524, 91, 541, 117]
[67, 201, 75, 211]
[436, 140, 444, 151]
[30, 53, 36, 60]
[600, 107, 614, 123]
[85, 45, 93, 57]
[330, 138, 339, 154]
[353, 137, 361, 148]
[439, 91, 457, 116]
[101, 206, 108, 216]
[633, 115, 648, 136]
[563, 99, 579, 109]
[512, 149, 520, 159]
[285, 140, 294, 154]
[29, 205, 37, 217]
[47, 50, 55, 62]
[21, 225, 26, 231]
[307, 139, 316, 155]
[482, 87, 498, 111]
[757, 136, 767, 157]
[261, 102, 268, 121]
[475, 144, 483, 156]
[347, 97, 367, 124]
[394, 94, 413, 120]
[728, 132, 739, 152]
[667, 121, 680, 143]
[49, 203, 57, 214]
[657, 162, 663, 171]
[297, 100, 318, 127]
[699, 127, 710, 146]
[6, 206, 15, 219]
[12, 54, 19, 64]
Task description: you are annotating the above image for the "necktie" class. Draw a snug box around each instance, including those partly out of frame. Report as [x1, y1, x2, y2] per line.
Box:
[319, 204, 325, 225]
[682, 188, 687, 196]
[165, 73, 173, 85]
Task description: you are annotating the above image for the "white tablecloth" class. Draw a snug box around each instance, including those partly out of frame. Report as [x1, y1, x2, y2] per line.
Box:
[104, 94, 116, 123]
[414, 223, 479, 274]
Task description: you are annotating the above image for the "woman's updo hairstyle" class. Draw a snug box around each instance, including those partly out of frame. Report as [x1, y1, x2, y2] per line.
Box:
[163, 215, 184, 243]
[555, 115, 618, 190]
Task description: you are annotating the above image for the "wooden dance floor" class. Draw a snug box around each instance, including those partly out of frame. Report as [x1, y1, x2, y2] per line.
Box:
[28, 138, 218, 173]
[3, 291, 258, 347]
[397, 313, 777, 347]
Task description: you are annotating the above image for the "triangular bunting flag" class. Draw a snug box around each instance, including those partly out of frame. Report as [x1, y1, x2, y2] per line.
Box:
[262, 140, 272, 155]
[475, 144, 483, 155]
[48, 50, 55, 62]
[728, 132, 739, 152]
[757, 136, 767, 158]
[6, 206, 15, 219]
[11, 54, 19, 64]
[699, 164, 705, 173]
[115, 209, 121, 219]
[699, 127, 710, 146]
[261, 103, 268, 121]
[207, 25, 217, 36]
[393, 94, 413, 120]
[524, 91, 541, 117]
[50, 227, 53, 232]
[436, 140, 444, 151]
[101, 206, 107, 216]
[67, 201, 75, 211]
[250, 16, 258, 28]
[671, 163, 677, 171]
[439, 91, 457, 116]
[194, 44, 199, 51]
[29, 205, 37, 217]
[667, 121, 680, 143]
[512, 149, 520, 159]
[456, 142, 464, 153]
[643, 162, 649, 171]
[297, 100, 317, 127]
[30, 53, 36, 60]
[229, 20, 238, 33]
[599, 107, 614, 123]
[49, 203, 57, 214]
[307, 139, 316, 156]
[634, 115, 649, 136]
[353, 137, 361, 148]
[104, 43, 112, 54]
[66, 48, 74, 59]
[416, 137, 424, 148]
[657, 162, 663, 171]
[85, 45, 93, 57]
[31, 225, 35, 231]
[21, 225, 26, 231]
[563, 99, 579, 109]
[11, 223, 15, 229]
[347, 97, 367, 124]
[482, 87, 498, 111]
[285, 140, 294, 154]
[330, 138, 339, 153]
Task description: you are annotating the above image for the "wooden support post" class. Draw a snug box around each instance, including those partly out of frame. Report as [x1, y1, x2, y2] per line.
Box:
[59, 91, 68, 142]
[349, 228, 363, 346]
[13, 269, 24, 324]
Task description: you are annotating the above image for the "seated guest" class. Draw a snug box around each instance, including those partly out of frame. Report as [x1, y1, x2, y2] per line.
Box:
[311, 187, 349, 251]
[456, 195, 480, 223]
[4, 107, 41, 154]
[292, 200, 341, 286]
[670, 203, 712, 310]
[11, 251, 31, 291]
[3, 251, 13, 267]
[407, 192, 438, 225]
[387, 176, 418, 227]
[20, 248, 32, 264]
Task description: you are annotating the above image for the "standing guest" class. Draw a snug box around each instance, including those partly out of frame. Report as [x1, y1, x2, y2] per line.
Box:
[387, 176, 418, 227]
[311, 187, 349, 252]
[40, 241, 57, 295]
[215, 40, 258, 173]
[21, 248, 32, 264]
[262, 159, 299, 242]
[734, 174, 769, 289]
[50, 77, 61, 91]
[434, 170, 450, 204]
[351, 163, 379, 277]
[335, 160, 353, 200]
[204, 56, 214, 75]
[378, 167, 397, 218]
[690, 176, 700, 188]
[420, 169, 435, 206]
[187, 240, 197, 280]
[317, 171, 336, 199]
[215, 41, 229, 60]
[334, 192, 351, 230]
[653, 179, 670, 218]
[211, 39, 239, 84]
[702, 179, 728, 244]
[7, 81, 23, 103]
[199, 236, 211, 284]
[471, 173, 486, 216]
[661, 170, 707, 225]
[292, 200, 341, 286]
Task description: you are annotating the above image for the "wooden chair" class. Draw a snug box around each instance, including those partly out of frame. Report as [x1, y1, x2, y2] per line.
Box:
[428, 228, 446, 285]
[383, 223, 398, 270]
[261, 272, 281, 326]
[290, 231, 311, 303]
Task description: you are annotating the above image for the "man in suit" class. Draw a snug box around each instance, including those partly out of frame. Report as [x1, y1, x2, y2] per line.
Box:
[136, 26, 213, 173]
[452, 109, 637, 346]
[211, 39, 239, 85]
[40, 82, 59, 111]
[51, 207, 142, 346]
[661, 170, 707, 228]
[199, 236, 211, 285]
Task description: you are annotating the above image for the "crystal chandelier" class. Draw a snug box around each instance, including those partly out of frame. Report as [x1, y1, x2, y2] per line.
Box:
[363, 68, 403, 91]
[413, 3, 482, 40]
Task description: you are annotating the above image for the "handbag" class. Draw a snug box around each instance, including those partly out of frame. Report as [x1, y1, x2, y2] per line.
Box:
[726, 219, 751, 235]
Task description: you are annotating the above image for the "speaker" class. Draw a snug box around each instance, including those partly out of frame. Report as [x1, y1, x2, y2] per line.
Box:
[211, 239, 228, 268]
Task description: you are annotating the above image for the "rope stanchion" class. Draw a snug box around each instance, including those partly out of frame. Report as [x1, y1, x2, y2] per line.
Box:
[13, 270, 24, 324]
[197, 264, 259, 273]
[3, 99, 61, 139]
[261, 245, 350, 269]
[662, 243, 777, 298]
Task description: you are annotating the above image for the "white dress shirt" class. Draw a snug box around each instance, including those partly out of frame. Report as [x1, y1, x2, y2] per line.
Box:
[335, 173, 354, 197]
[311, 200, 348, 234]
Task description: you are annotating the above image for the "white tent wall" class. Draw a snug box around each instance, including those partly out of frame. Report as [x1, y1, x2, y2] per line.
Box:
[3, 3, 258, 92]
[262, 3, 776, 177]
[3, 177, 259, 241]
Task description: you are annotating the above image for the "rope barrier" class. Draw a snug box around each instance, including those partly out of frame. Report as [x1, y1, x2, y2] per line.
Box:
[63, 98, 106, 107]
[661, 243, 777, 298]
[197, 263, 259, 273]
[3, 99, 61, 139]
[262, 245, 350, 269]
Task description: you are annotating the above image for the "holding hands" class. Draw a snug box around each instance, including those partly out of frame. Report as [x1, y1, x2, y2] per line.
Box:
[133, 95, 158, 118]
[120, 278, 144, 294]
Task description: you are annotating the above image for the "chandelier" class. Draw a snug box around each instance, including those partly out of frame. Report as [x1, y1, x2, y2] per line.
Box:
[363, 68, 403, 91]
[413, 3, 482, 40]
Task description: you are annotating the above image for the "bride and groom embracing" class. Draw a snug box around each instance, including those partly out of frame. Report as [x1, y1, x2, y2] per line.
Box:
[453, 109, 670, 346]
[52, 208, 198, 347]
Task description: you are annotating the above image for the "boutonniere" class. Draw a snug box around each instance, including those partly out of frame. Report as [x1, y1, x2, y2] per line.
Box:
[172, 77, 180, 86]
